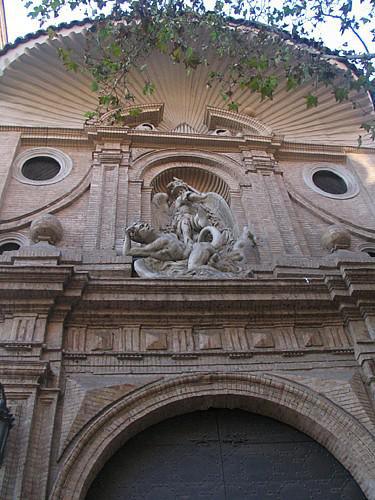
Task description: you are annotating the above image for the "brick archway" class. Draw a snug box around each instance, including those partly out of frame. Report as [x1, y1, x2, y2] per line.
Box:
[50, 373, 375, 500]
[131, 149, 244, 189]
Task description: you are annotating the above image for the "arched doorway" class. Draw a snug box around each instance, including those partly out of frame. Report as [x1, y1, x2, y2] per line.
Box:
[86, 409, 365, 499]
[51, 373, 375, 499]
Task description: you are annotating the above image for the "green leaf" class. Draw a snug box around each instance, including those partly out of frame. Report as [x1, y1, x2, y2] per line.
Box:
[184, 48, 201, 69]
[334, 87, 349, 103]
[99, 94, 112, 106]
[47, 27, 57, 39]
[91, 80, 99, 92]
[128, 107, 142, 117]
[171, 46, 182, 63]
[110, 43, 122, 58]
[84, 111, 97, 120]
[98, 27, 111, 39]
[286, 76, 298, 91]
[228, 101, 239, 112]
[305, 93, 318, 109]
[260, 76, 279, 99]
[143, 81, 156, 96]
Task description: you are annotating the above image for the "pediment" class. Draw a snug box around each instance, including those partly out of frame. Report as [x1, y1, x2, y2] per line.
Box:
[204, 106, 272, 136]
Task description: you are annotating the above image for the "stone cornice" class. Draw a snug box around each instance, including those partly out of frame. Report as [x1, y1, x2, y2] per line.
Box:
[64, 262, 374, 321]
[0, 259, 373, 308]
[1, 125, 374, 158]
[0, 359, 49, 385]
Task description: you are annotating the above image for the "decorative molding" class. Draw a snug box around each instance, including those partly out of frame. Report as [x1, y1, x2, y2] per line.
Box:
[204, 106, 273, 136]
[12, 147, 73, 186]
[288, 184, 375, 240]
[171, 122, 198, 134]
[303, 163, 359, 200]
[0, 125, 373, 157]
[85, 103, 164, 128]
[0, 167, 91, 232]
[50, 372, 375, 500]
[0, 232, 29, 247]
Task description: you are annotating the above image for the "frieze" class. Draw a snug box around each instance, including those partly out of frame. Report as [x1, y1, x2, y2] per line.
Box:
[64, 322, 352, 356]
[86, 329, 114, 352]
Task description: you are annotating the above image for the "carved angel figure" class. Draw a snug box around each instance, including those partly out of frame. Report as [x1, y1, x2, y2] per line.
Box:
[123, 177, 257, 278]
[152, 177, 239, 242]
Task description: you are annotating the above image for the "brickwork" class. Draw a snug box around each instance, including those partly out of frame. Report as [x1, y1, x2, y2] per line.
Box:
[0, 133, 21, 210]
[1, 32, 375, 500]
[0, 147, 91, 222]
[0, 139, 374, 499]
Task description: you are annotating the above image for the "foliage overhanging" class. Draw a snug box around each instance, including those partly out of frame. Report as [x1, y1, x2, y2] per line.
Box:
[22, 0, 375, 142]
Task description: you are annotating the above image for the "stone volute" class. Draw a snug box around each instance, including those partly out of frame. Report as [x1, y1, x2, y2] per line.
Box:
[321, 224, 351, 252]
[30, 213, 63, 245]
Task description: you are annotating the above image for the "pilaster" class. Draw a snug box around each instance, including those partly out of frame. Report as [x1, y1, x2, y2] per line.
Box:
[241, 149, 309, 257]
[0, 259, 86, 500]
[0, 132, 20, 209]
[83, 143, 130, 251]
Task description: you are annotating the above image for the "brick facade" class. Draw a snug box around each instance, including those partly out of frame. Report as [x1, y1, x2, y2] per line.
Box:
[0, 25, 375, 500]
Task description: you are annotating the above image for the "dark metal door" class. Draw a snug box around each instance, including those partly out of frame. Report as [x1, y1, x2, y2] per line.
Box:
[86, 409, 365, 500]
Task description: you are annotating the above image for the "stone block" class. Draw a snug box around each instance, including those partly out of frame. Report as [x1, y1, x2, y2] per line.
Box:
[143, 329, 168, 350]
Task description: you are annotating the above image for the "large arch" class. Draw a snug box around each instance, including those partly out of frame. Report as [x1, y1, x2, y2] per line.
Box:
[50, 372, 375, 500]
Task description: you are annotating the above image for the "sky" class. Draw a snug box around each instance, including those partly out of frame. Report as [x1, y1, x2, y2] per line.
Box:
[3, 0, 374, 54]
[4, 0, 88, 41]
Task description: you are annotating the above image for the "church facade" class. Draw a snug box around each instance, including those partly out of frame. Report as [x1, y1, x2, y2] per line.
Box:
[0, 20, 375, 500]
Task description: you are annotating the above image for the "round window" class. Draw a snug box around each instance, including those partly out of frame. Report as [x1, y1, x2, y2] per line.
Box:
[361, 248, 375, 258]
[303, 164, 359, 200]
[13, 148, 73, 185]
[0, 242, 20, 254]
[21, 156, 61, 181]
[312, 170, 347, 195]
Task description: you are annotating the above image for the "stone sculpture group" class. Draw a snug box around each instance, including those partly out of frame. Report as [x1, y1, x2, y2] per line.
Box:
[123, 177, 257, 278]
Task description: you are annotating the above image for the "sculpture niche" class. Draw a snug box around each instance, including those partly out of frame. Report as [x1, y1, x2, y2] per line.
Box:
[123, 177, 257, 278]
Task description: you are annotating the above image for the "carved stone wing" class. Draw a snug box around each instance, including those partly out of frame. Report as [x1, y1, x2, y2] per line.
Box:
[203, 192, 240, 240]
[151, 192, 171, 230]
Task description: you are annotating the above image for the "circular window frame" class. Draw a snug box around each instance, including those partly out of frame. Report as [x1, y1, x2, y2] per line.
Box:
[0, 233, 28, 255]
[13, 148, 73, 185]
[358, 244, 375, 258]
[303, 164, 359, 200]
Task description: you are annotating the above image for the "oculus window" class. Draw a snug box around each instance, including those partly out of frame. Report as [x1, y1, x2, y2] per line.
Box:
[13, 147, 73, 185]
[21, 157, 61, 181]
[312, 170, 348, 195]
[304, 164, 359, 200]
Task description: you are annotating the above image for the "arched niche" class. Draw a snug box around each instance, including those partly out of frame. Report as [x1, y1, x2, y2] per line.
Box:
[151, 165, 231, 204]
[50, 373, 375, 500]
[129, 150, 247, 227]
